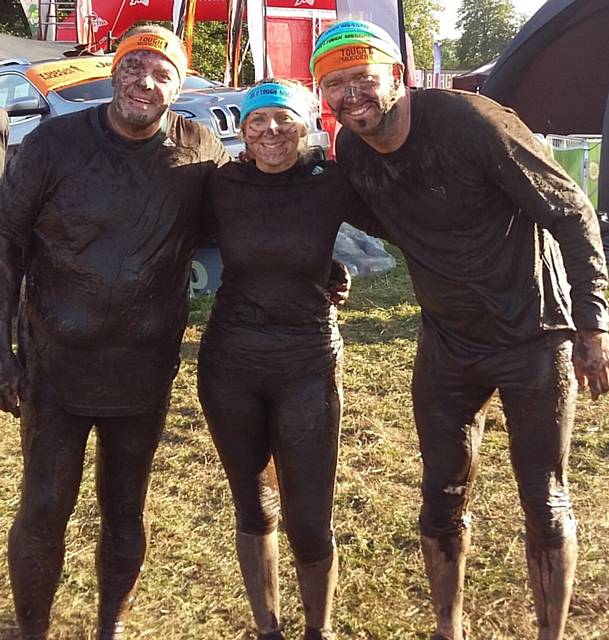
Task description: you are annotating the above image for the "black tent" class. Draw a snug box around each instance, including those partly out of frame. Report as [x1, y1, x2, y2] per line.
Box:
[452, 59, 496, 93]
[482, 0, 609, 136]
[482, 0, 609, 216]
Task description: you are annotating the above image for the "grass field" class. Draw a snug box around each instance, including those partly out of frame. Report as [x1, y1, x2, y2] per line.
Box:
[1, 249, 608, 639]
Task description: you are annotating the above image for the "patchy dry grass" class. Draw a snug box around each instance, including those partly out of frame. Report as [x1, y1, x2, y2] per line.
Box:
[1, 249, 608, 639]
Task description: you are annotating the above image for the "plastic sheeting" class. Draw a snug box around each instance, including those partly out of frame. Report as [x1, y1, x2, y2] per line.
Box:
[333, 223, 396, 277]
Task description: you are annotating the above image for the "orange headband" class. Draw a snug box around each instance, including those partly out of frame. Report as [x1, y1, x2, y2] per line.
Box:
[111, 33, 187, 82]
[314, 45, 397, 83]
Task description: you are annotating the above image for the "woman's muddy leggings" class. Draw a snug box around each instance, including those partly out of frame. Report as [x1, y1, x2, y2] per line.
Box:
[197, 360, 342, 565]
[8, 369, 168, 637]
[412, 327, 577, 547]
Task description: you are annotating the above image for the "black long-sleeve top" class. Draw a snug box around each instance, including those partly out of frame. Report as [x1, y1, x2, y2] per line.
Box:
[199, 158, 383, 377]
[336, 88, 609, 361]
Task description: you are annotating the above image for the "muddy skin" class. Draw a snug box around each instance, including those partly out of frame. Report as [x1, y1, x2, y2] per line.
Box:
[335, 87, 608, 636]
[108, 52, 180, 140]
[572, 329, 609, 398]
[0, 102, 229, 637]
[326, 74, 403, 139]
[197, 158, 382, 636]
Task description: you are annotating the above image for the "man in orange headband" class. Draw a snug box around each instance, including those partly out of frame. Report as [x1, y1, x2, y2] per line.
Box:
[315, 19, 609, 640]
[0, 24, 228, 639]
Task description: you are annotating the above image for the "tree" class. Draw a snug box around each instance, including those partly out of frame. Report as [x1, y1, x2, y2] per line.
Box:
[0, 0, 30, 37]
[456, 0, 524, 69]
[190, 22, 229, 82]
[437, 38, 461, 70]
[402, 0, 441, 70]
[189, 21, 254, 84]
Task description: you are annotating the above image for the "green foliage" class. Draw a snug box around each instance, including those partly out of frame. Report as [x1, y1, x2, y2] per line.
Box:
[438, 37, 461, 70]
[189, 21, 254, 85]
[402, 0, 441, 70]
[0, 0, 30, 37]
[190, 21, 228, 83]
[456, 0, 525, 69]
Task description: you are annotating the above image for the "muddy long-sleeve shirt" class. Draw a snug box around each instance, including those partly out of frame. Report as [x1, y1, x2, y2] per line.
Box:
[336, 88, 609, 361]
[199, 158, 383, 377]
[0, 105, 228, 415]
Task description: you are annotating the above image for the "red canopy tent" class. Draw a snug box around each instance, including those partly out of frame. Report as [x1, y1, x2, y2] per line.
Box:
[55, 0, 335, 52]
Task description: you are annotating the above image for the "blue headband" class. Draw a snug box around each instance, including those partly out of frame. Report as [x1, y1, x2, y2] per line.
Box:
[241, 82, 310, 123]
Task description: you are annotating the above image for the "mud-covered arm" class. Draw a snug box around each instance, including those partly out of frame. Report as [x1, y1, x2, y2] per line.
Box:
[479, 107, 608, 332]
[0, 237, 22, 416]
[478, 105, 609, 398]
[197, 166, 225, 247]
[0, 127, 49, 415]
[197, 128, 231, 245]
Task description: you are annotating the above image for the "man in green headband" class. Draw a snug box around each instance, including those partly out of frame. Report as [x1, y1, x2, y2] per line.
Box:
[314, 19, 609, 640]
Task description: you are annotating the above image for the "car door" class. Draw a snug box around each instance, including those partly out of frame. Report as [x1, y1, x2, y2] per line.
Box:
[0, 71, 49, 155]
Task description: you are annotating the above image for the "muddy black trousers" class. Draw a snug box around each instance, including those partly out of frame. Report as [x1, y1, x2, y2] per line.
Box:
[198, 360, 342, 565]
[413, 327, 577, 545]
[8, 365, 168, 637]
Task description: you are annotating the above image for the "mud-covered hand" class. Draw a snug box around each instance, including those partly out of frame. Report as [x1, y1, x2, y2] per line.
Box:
[0, 352, 22, 418]
[327, 260, 351, 306]
[573, 329, 609, 400]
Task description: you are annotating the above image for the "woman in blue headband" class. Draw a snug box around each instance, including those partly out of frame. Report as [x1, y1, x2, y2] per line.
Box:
[196, 79, 387, 640]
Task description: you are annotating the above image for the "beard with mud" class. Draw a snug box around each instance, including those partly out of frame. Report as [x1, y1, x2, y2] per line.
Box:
[348, 83, 402, 138]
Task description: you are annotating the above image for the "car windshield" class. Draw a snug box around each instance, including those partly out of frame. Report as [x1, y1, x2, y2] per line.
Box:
[181, 75, 218, 90]
[56, 78, 113, 102]
[55, 74, 217, 102]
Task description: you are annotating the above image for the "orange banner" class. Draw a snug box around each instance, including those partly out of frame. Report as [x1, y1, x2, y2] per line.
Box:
[26, 56, 113, 95]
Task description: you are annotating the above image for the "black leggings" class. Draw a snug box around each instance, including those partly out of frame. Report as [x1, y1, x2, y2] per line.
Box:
[198, 360, 342, 564]
[413, 327, 577, 546]
[8, 359, 168, 636]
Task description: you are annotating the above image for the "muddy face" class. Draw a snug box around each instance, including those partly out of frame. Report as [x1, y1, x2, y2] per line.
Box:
[242, 107, 307, 173]
[109, 51, 180, 138]
[320, 63, 401, 137]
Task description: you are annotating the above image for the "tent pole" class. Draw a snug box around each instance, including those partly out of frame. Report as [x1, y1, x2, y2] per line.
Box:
[599, 90, 609, 214]
[396, 0, 407, 67]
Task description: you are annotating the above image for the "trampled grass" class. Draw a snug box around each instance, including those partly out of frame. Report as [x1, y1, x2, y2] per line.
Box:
[1, 249, 608, 639]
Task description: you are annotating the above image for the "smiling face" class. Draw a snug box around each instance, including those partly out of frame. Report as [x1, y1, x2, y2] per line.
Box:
[320, 63, 402, 137]
[242, 107, 307, 173]
[108, 50, 181, 139]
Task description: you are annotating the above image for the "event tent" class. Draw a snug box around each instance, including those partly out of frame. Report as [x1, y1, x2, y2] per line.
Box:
[482, 0, 609, 136]
[451, 59, 496, 93]
[481, 0, 609, 214]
